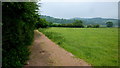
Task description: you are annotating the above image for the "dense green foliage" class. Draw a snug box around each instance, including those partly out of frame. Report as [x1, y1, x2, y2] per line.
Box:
[39, 27, 118, 66]
[106, 21, 113, 27]
[35, 18, 49, 28]
[46, 20, 100, 28]
[2, 2, 39, 68]
[71, 20, 84, 27]
[49, 20, 84, 28]
[40, 15, 118, 27]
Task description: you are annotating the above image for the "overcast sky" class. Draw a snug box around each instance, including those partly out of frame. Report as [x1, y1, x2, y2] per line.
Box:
[38, 0, 119, 19]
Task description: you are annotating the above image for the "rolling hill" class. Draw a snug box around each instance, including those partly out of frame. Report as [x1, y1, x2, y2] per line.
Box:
[40, 15, 118, 27]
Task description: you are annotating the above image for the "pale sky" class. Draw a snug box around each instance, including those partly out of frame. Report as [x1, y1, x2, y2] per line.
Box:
[38, 0, 119, 19]
[40, 0, 119, 2]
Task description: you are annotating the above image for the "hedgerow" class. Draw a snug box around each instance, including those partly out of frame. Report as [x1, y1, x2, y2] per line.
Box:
[2, 2, 39, 68]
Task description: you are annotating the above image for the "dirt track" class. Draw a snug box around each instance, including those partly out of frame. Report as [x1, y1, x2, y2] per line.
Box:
[24, 30, 91, 66]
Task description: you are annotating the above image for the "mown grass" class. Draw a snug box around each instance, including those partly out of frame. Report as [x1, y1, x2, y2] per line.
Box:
[39, 27, 118, 66]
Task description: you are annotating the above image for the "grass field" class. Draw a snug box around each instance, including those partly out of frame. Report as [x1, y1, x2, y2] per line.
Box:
[39, 27, 118, 66]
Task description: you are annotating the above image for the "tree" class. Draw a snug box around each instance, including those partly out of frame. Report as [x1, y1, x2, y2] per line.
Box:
[93, 24, 100, 28]
[35, 18, 49, 28]
[87, 24, 93, 28]
[106, 21, 113, 27]
[72, 20, 84, 28]
[48, 22, 54, 27]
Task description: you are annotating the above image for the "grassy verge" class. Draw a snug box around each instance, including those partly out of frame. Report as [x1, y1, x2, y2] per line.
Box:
[39, 28, 65, 46]
[38, 27, 118, 66]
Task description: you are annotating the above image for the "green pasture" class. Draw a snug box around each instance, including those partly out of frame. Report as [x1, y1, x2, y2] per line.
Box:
[39, 27, 118, 66]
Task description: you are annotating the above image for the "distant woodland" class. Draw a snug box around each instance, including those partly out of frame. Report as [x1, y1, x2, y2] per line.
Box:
[40, 15, 118, 27]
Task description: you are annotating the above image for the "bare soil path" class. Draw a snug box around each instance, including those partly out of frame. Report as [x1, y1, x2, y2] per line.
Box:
[24, 30, 91, 66]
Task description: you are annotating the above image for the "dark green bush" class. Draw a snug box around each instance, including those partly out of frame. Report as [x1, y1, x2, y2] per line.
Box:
[106, 21, 113, 27]
[35, 18, 49, 29]
[2, 2, 39, 68]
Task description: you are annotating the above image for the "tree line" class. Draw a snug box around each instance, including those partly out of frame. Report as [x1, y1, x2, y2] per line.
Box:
[35, 18, 114, 28]
[40, 15, 118, 27]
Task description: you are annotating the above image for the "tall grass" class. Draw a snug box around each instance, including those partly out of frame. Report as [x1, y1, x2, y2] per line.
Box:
[39, 27, 118, 66]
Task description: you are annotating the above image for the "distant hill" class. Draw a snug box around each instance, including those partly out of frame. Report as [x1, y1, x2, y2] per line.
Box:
[40, 15, 118, 27]
[40, 15, 75, 24]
